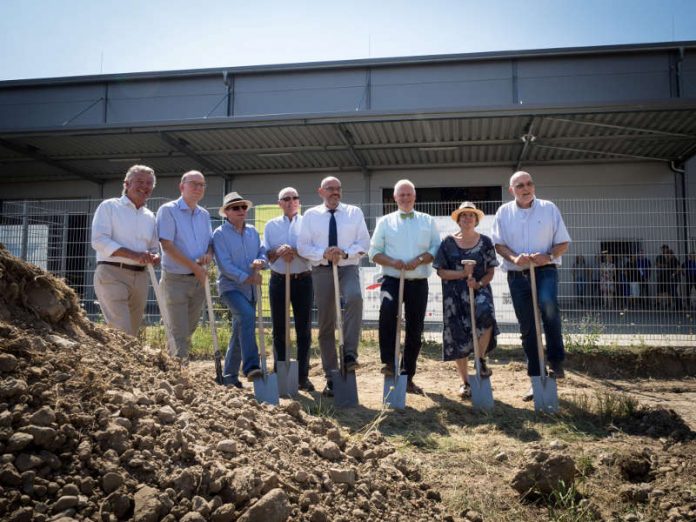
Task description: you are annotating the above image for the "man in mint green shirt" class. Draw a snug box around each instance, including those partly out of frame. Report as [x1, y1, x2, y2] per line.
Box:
[369, 179, 441, 394]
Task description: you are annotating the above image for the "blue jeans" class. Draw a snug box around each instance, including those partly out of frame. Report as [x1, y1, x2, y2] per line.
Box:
[220, 289, 260, 379]
[508, 266, 565, 376]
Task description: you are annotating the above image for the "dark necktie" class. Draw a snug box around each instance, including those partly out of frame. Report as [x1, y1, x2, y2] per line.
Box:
[328, 209, 337, 247]
[328, 209, 337, 265]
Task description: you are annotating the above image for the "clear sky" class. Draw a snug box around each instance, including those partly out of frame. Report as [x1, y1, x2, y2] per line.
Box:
[1, 0, 695, 81]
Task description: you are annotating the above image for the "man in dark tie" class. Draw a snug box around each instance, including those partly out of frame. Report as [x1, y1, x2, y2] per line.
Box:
[297, 176, 370, 396]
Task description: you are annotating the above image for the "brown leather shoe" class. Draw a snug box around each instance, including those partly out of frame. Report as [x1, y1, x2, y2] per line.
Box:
[380, 363, 395, 377]
[406, 380, 424, 395]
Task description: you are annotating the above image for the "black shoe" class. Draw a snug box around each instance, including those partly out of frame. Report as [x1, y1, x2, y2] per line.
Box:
[549, 361, 565, 379]
[299, 379, 315, 392]
[380, 363, 395, 377]
[344, 355, 359, 372]
[246, 367, 263, 381]
[478, 358, 492, 378]
[406, 380, 424, 395]
[322, 380, 334, 397]
[225, 380, 243, 389]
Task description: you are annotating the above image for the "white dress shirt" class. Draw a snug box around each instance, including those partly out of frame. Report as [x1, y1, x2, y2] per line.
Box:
[91, 195, 159, 264]
[263, 213, 311, 274]
[490, 198, 571, 272]
[297, 202, 370, 267]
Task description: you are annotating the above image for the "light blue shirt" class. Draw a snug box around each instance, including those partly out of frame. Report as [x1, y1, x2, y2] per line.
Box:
[212, 221, 267, 301]
[156, 197, 212, 274]
[368, 210, 441, 279]
[490, 198, 571, 272]
[262, 213, 311, 274]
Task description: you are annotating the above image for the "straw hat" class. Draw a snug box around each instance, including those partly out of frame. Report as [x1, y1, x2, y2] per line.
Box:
[218, 192, 254, 217]
[451, 201, 484, 223]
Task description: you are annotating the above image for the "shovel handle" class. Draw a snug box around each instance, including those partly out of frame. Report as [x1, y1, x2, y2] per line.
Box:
[147, 264, 174, 347]
[528, 262, 548, 378]
[204, 275, 220, 354]
[331, 263, 345, 370]
[394, 269, 405, 372]
[256, 279, 267, 374]
[285, 264, 291, 360]
[462, 259, 483, 377]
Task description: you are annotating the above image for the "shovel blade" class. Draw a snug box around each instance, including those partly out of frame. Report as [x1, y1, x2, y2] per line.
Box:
[383, 375, 407, 410]
[276, 360, 299, 397]
[469, 374, 494, 412]
[531, 376, 559, 414]
[253, 373, 279, 406]
[330, 369, 359, 408]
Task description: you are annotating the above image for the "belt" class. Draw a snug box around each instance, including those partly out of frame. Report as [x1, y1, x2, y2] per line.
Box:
[508, 264, 557, 279]
[271, 270, 312, 280]
[98, 261, 145, 272]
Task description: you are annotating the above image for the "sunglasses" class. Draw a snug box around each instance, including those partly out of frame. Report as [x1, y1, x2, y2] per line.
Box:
[227, 204, 248, 211]
[281, 196, 300, 202]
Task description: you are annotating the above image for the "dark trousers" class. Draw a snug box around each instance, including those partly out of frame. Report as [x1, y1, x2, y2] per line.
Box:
[508, 266, 565, 377]
[378, 276, 428, 379]
[269, 273, 313, 380]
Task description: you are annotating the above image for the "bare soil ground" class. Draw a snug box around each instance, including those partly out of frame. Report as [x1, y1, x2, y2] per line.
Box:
[1, 243, 694, 521]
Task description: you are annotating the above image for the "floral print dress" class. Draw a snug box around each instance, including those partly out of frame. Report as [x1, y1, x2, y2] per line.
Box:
[433, 234, 500, 361]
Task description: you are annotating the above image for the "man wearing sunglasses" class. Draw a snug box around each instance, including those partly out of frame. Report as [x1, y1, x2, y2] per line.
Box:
[263, 187, 315, 391]
[491, 171, 571, 401]
[212, 192, 268, 386]
[298, 176, 370, 397]
[156, 170, 214, 364]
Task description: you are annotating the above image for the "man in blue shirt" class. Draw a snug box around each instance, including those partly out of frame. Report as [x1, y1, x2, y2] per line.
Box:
[369, 180, 440, 394]
[263, 187, 315, 391]
[156, 170, 213, 363]
[213, 192, 267, 385]
[491, 171, 571, 400]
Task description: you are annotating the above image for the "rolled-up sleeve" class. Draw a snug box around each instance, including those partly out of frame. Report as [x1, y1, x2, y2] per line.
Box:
[427, 217, 441, 257]
[91, 202, 121, 258]
[346, 208, 370, 258]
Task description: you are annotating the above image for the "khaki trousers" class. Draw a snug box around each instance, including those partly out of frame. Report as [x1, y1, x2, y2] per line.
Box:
[161, 271, 205, 359]
[94, 263, 149, 336]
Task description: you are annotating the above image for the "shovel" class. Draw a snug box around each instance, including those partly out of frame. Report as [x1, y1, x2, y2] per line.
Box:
[203, 275, 224, 385]
[383, 269, 407, 410]
[147, 264, 176, 356]
[276, 264, 299, 397]
[462, 260, 494, 412]
[253, 282, 279, 406]
[330, 262, 359, 408]
[529, 262, 559, 414]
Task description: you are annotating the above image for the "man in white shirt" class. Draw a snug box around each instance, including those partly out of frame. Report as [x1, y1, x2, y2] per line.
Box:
[491, 171, 571, 399]
[263, 187, 315, 391]
[91, 165, 160, 336]
[369, 180, 440, 394]
[297, 176, 370, 397]
[156, 170, 213, 362]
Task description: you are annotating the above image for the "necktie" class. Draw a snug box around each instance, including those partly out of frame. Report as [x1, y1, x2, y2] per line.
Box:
[328, 209, 337, 246]
[400, 212, 414, 219]
[328, 209, 337, 266]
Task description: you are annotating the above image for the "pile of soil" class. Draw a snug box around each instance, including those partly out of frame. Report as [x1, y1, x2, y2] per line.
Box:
[0, 246, 445, 521]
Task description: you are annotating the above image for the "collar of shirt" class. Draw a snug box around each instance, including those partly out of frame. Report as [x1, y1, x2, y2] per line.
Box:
[175, 196, 202, 215]
[119, 194, 142, 210]
[320, 203, 344, 214]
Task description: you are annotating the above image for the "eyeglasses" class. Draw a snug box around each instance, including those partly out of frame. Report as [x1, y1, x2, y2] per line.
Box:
[185, 181, 207, 189]
[323, 185, 341, 193]
[281, 196, 300, 202]
[226, 204, 248, 211]
[514, 181, 535, 189]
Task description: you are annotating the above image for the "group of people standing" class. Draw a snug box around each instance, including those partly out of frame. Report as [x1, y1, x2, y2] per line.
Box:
[91, 165, 571, 402]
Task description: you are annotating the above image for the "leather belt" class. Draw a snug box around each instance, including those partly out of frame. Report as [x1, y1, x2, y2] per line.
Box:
[98, 261, 145, 272]
[508, 264, 557, 279]
[271, 270, 312, 280]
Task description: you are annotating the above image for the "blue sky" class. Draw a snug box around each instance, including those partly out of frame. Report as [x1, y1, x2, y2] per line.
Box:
[1, 0, 695, 81]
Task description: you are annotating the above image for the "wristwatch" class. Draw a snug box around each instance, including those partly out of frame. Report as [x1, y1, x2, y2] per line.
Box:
[343, 252, 349, 259]
[417, 255, 425, 263]
[549, 253, 556, 262]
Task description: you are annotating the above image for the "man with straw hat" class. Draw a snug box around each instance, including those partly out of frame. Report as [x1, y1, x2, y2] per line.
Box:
[212, 192, 268, 386]
[491, 171, 571, 401]
[369, 179, 440, 394]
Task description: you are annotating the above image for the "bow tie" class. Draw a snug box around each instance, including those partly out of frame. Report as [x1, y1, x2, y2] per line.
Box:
[400, 212, 414, 219]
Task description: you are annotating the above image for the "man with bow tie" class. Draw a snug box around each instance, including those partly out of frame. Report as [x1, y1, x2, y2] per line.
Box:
[369, 179, 441, 394]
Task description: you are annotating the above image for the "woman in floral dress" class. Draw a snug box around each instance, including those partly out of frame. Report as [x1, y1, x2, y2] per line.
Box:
[433, 201, 499, 399]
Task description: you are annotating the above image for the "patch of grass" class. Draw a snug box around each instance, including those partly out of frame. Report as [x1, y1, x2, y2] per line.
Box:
[303, 397, 335, 418]
[547, 480, 597, 522]
[565, 390, 639, 424]
[564, 314, 604, 354]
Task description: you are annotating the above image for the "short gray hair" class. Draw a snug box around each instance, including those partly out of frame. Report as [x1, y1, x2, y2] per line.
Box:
[180, 170, 203, 183]
[509, 170, 532, 187]
[278, 186, 298, 200]
[393, 179, 415, 195]
[122, 165, 156, 195]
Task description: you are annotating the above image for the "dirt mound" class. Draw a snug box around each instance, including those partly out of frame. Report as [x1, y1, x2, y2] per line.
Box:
[0, 246, 444, 521]
[618, 407, 695, 442]
[567, 347, 696, 379]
